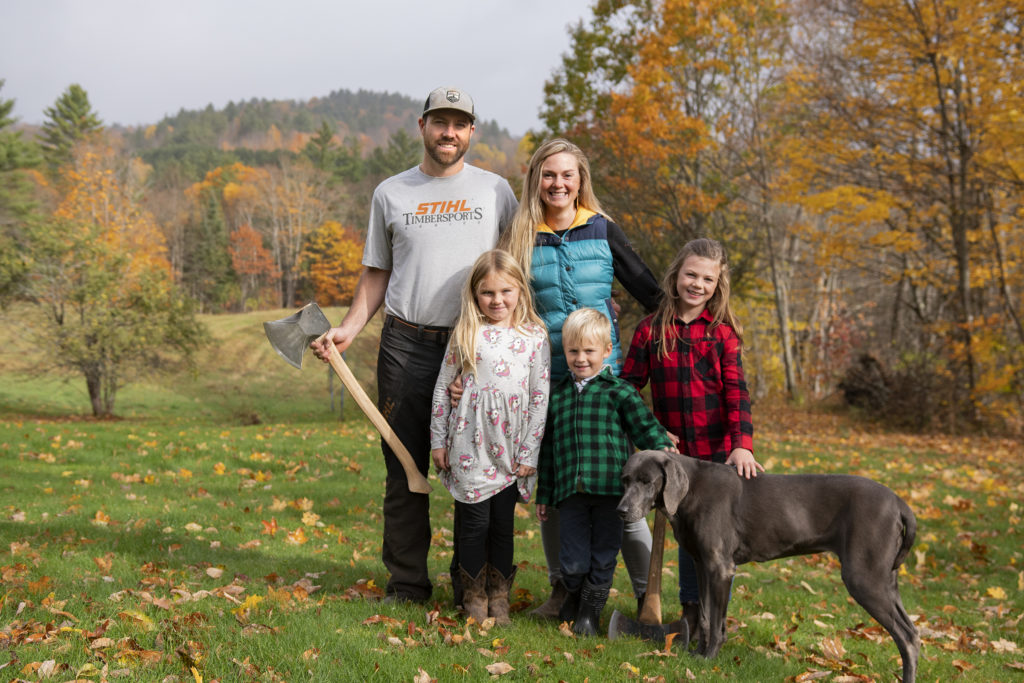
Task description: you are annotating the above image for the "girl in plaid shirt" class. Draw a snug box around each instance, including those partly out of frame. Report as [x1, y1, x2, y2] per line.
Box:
[621, 238, 764, 637]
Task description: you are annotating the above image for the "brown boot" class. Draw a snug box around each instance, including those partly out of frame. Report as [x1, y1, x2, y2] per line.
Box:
[486, 564, 517, 626]
[530, 580, 569, 620]
[459, 566, 488, 623]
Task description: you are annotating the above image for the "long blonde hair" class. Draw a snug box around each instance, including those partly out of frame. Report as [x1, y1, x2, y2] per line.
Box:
[498, 138, 608, 276]
[451, 249, 545, 374]
[652, 238, 743, 360]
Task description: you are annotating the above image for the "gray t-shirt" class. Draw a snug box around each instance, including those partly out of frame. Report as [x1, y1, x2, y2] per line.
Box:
[363, 164, 518, 327]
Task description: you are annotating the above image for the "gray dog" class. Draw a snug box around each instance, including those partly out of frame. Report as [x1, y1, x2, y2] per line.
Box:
[617, 450, 919, 683]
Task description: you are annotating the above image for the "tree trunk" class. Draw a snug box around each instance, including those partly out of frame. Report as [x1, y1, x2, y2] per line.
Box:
[86, 369, 104, 417]
[761, 213, 799, 400]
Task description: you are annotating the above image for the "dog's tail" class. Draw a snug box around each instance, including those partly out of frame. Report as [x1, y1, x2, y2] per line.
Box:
[893, 497, 917, 571]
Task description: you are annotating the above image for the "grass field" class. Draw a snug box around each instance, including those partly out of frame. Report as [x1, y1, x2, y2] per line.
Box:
[1, 307, 1021, 682]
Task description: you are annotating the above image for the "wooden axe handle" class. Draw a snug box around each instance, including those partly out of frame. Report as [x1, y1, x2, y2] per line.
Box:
[323, 338, 432, 494]
[637, 510, 667, 624]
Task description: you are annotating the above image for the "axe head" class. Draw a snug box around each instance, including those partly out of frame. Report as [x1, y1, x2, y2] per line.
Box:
[607, 609, 687, 645]
[263, 303, 331, 369]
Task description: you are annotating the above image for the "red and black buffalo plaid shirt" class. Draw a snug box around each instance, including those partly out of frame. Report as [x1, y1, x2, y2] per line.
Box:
[621, 310, 753, 463]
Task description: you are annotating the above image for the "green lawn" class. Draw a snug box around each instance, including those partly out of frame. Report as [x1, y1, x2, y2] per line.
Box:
[1, 308, 1021, 681]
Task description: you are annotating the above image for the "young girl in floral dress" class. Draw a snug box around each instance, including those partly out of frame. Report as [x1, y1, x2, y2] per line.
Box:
[430, 249, 550, 624]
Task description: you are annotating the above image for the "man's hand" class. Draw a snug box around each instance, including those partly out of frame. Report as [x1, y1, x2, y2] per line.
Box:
[311, 325, 355, 361]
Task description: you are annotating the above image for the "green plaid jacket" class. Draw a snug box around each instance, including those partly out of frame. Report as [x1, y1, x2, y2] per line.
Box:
[535, 367, 674, 507]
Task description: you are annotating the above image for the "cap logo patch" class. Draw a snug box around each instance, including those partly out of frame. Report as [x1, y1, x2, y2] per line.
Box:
[446, 91, 460, 104]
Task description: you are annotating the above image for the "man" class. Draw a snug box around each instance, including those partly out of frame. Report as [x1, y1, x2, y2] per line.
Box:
[312, 86, 517, 603]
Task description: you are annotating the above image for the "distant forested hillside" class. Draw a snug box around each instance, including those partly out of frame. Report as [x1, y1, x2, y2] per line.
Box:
[123, 88, 521, 185]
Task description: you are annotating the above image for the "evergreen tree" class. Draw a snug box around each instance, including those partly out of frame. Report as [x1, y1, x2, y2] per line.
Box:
[39, 84, 103, 172]
[0, 79, 42, 304]
[182, 189, 235, 311]
[366, 129, 420, 180]
[303, 120, 365, 184]
[304, 120, 338, 171]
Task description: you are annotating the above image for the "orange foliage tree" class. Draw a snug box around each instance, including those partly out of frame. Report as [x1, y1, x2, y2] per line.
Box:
[229, 223, 280, 310]
[543, 0, 806, 397]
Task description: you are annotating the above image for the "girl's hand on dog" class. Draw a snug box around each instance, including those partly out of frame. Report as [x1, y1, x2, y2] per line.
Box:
[726, 448, 764, 479]
[431, 447, 449, 473]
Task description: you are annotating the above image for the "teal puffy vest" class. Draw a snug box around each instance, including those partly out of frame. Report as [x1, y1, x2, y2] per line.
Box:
[531, 213, 622, 382]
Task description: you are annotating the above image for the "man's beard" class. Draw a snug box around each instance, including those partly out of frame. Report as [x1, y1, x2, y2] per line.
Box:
[426, 138, 468, 168]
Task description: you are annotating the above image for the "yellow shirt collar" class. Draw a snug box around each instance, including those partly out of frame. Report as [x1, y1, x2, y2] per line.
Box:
[537, 208, 597, 234]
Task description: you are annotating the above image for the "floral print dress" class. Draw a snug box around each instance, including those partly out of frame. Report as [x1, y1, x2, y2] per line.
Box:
[430, 323, 550, 504]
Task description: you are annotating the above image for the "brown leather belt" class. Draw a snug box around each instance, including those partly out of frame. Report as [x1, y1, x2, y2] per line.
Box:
[383, 314, 451, 345]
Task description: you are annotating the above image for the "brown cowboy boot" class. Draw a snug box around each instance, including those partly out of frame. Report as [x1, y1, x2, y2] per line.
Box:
[486, 564, 517, 626]
[459, 566, 488, 623]
[530, 580, 569, 620]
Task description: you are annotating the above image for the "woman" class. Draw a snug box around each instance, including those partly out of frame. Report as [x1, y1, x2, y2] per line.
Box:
[498, 138, 663, 618]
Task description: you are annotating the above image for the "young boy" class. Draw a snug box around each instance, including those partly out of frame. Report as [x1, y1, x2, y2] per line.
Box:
[535, 308, 675, 636]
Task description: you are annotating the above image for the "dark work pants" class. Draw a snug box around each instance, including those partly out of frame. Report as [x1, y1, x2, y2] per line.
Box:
[455, 484, 517, 577]
[558, 493, 624, 591]
[377, 320, 448, 601]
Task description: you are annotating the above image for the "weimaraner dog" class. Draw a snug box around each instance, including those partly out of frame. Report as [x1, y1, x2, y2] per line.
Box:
[617, 450, 919, 683]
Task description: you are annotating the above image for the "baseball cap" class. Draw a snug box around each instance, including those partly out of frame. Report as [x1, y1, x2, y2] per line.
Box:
[422, 86, 475, 122]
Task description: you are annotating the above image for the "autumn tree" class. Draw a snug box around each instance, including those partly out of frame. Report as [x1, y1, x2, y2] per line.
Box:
[38, 84, 103, 173]
[302, 220, 363, 305]
[254, 160, 333, 307]
[789, 0, 1024, 426]
[542, 0, 801, 396]
[182, 163, 267, 311]
[24, 139, 204, 416]
[229, 222, 279, 310]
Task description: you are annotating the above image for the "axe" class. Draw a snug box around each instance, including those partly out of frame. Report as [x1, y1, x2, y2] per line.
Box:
[607, 510, 686, 644]
[263, 303, 432, 494]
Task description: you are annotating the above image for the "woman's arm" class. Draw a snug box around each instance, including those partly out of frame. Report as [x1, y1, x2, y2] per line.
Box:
[607, 221, 662, 312]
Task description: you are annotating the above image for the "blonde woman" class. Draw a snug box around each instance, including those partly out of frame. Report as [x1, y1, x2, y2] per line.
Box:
[498, 138, 663, 618]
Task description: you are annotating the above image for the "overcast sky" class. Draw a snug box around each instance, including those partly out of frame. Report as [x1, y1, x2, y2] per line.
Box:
[0, 0, 596, 137]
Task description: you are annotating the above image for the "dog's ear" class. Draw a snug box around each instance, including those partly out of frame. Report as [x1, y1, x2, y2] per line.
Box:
[660, 452, 689, 517]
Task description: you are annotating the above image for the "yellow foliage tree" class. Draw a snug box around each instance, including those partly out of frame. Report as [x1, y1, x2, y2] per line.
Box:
[788, 0, 1024, 424]
[302, 220, 363, 305]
